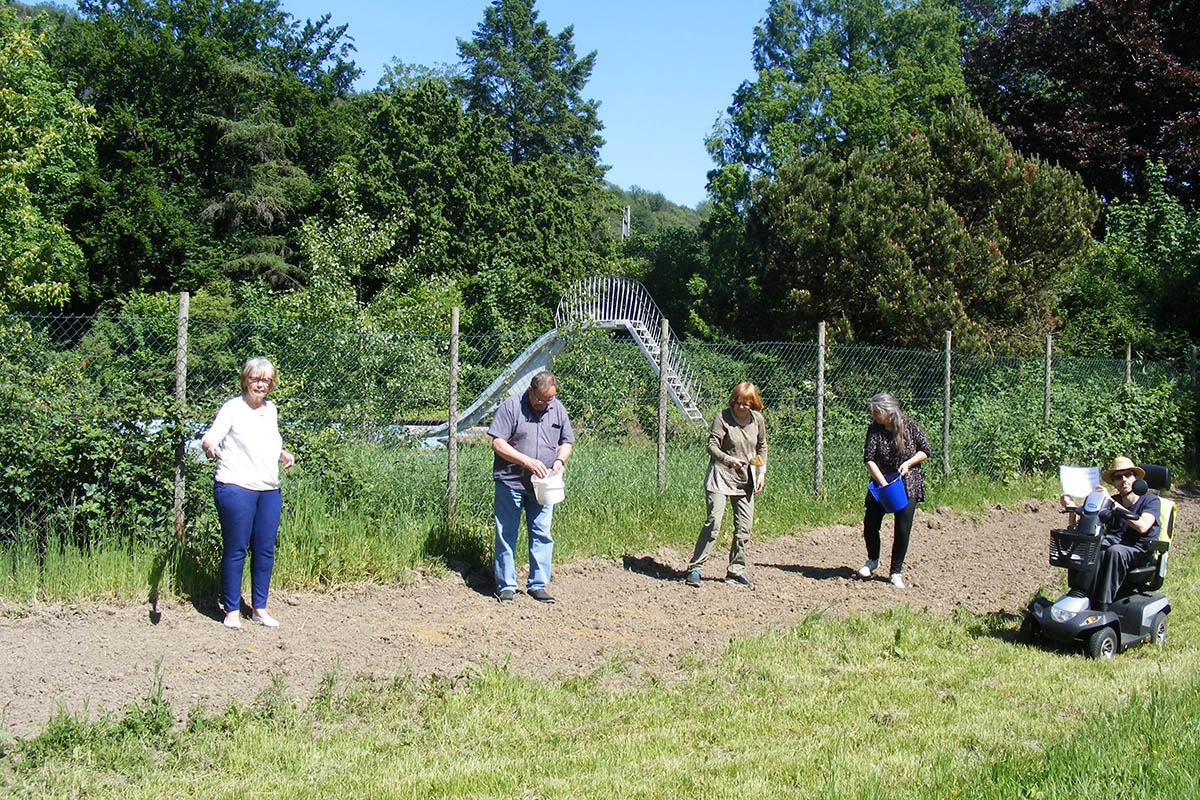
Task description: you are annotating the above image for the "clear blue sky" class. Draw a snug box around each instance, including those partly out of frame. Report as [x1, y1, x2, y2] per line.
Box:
[279, 0, 767, 208]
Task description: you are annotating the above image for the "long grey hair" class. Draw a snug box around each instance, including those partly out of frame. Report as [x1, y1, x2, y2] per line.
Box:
[869, 392, 906, 452]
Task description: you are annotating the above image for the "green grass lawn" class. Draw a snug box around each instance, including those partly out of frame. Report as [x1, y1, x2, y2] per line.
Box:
[4, 511, 1196, 798]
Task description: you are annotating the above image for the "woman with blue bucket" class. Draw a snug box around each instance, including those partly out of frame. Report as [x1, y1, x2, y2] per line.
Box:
[859, 393, 930, 588]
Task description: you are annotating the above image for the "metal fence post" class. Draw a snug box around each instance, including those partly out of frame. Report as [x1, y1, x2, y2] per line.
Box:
[1044, 333, 1052, 427]
[657, 319, 669, 493]
[447, 307, 459, 530]
[173, 292, 188, 542]
[943, 330, 951, 476]
[1192, 345, 1198, 465]
[1126, 342, 1132, 383]
[815, 321, 825, 496]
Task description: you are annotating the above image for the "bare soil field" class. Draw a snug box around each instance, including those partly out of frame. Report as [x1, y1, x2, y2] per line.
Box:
[3, 489, 1196, 738]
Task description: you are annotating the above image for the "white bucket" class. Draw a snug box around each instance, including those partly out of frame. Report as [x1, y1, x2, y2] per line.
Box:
[531, 470, 565, 505]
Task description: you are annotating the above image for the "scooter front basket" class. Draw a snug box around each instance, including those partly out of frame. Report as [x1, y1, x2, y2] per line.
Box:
[1049, 528, 1101, 569]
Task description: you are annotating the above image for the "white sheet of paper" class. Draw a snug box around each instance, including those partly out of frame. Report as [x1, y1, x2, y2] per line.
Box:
[1059, 465, 1100, 498]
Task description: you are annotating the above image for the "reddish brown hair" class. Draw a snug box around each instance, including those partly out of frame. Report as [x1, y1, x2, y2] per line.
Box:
[728, 382, 763, 411]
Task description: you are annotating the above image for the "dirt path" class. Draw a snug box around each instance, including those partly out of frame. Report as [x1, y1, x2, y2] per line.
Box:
[3, 491, 1195, 738]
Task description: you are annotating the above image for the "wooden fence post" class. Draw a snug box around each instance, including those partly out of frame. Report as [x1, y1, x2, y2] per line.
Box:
[447, 307, 459, 531]
[173, 292, 188, 542]
[942, 330, 951, 476]
[815, 322, 825, 496]
[657, 319, 669, 493]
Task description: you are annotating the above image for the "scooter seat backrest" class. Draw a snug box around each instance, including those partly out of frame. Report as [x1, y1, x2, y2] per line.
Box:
[1158, 497, 1175, 546]
[1134, 495, 1175, 592]
[1139, 464, 1171, 492]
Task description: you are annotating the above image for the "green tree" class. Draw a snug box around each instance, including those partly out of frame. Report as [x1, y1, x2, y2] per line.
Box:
[744, 101, 1098, 352]
[1058, 162, 1200, 358]
[49, 0, 358, 306]
[603, 185, 705, 238]
[377, 57, 459, 93]
[620, 228, 717, 340]
[703, 0, 971, 325]
[352, 82, 606, 336]
[201, 58, 316, 288]
[285, 159, 409, 324]
[455, 0, 605, 179]
[0, 7, 97, 312]
[707, 0, 968, 178]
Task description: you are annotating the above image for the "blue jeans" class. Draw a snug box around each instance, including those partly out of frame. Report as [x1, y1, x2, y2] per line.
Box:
[493, 483, 555, 592]
[214, 482, 281, 613]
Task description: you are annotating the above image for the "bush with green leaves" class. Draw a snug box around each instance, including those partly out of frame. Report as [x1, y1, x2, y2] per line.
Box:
[0, 317, 182, 549]
[949, 369, 1192, 477]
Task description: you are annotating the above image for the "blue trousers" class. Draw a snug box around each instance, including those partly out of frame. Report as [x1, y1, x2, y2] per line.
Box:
[214, 482, 281, 613]
[493, 483, 554, 592]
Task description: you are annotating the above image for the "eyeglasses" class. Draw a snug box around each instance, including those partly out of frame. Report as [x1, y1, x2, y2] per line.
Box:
[732, 400, 752, 408]
[1111, 471, 1136, 480]
[248, 376, 271, 385]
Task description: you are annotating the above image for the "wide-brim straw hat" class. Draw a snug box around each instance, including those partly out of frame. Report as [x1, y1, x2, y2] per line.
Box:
[1101, 456, 1145, 484]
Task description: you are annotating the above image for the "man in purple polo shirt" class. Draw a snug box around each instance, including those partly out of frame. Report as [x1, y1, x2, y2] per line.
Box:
[488, 371, 575, 603]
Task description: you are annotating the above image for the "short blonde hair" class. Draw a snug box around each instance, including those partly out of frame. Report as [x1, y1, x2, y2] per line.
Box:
[728, 381, 763, 411]
[240, 357, 277, 392]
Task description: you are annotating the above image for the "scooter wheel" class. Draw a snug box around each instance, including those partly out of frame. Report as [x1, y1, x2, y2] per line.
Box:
[1018, 615, 1040, 644]
[1151, 612, 1168, 647]
[1085, 626, 1118, 659]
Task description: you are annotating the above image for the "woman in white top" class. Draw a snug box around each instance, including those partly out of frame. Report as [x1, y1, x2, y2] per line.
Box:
[201, 358, 294, 629]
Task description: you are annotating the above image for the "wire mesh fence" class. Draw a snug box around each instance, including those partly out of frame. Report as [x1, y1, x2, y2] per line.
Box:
[1, 308, 1196, 548]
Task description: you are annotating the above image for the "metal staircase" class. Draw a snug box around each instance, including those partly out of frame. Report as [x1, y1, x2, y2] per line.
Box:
[556, 276, 704, 421]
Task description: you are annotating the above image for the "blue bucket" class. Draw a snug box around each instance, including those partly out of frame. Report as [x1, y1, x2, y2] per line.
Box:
[868, 472, 908, 513]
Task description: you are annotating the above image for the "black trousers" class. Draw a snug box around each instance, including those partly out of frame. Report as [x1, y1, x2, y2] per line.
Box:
[863, 494, 917, 574]
[1092, 542, 1144, 610]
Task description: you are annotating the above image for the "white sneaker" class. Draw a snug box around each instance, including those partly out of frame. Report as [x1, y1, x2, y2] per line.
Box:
[252, 609, 279, 628]
[857, 559, 878, 578]
[223, 610, 242, 629]
[890, 573, 906, 589]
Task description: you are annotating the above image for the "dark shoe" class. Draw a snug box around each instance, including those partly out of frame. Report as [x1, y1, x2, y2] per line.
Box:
[685, 569, 701, 587]
[527, 587, 556, 604]
[495, 589, 515, 603]
[725, 572, 753, 587]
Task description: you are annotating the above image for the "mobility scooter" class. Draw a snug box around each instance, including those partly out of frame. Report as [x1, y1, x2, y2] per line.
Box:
[1022, 464, 1176, 659]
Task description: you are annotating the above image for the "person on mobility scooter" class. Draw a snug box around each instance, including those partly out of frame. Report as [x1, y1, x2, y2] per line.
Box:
[1022, 457, 1176, 659]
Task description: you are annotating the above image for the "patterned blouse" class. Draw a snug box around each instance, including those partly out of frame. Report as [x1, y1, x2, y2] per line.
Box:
[863, 416, 931, 503]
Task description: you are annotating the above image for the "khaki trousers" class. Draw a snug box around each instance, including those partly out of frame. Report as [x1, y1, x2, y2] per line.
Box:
[688, 490, 755, 575]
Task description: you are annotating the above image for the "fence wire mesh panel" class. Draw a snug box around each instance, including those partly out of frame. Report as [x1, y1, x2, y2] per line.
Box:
[184, 320, 456, 433]
[821, 344, 947, 471]
[1, 314, 181, 548]
[1, 312, 1195, 553]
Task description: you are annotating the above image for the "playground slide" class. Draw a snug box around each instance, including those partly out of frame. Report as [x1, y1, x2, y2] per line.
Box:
[417, 328, 566, 440]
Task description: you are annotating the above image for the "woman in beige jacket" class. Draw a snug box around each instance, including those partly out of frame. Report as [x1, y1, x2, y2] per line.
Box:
[685, 382, 767, 588]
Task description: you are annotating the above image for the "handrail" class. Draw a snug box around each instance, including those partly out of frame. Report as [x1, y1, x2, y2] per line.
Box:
[556, 276, 703, 421]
